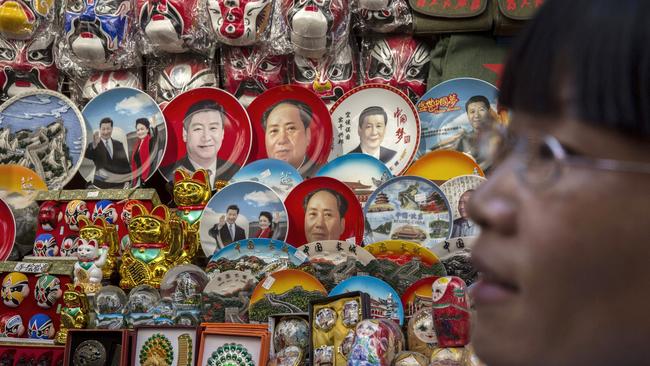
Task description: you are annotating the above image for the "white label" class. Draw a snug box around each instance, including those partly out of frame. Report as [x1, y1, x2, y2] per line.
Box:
[262, 276, 275, 290]
[87, 191, 99, 198]
[415, 193, 427, 202]
[14, 262, 49, 273]
[345, 237, 356, 245]
[59, 226, 64, 235]
[294, 250, 308, 261]
[260, 169, 272, 178]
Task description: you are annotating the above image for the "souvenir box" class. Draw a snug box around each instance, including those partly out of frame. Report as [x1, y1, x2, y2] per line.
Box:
[63, 329, 131, 366]
[309, 292, 371, 366]
[132, 326, 200, 366]
[0, 260, 73, 341]
[0, 341, 64, 366]
[268, 313, 310, 360]
[198, 324, 270, 366]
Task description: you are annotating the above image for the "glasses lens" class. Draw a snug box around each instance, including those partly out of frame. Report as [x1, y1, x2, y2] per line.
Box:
[516, 135, 561, 188]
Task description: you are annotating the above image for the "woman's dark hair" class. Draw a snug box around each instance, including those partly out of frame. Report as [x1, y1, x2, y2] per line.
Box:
[136, 118, 150, 130]
[499, 0, 650, 138]
[259, 211, 273, 224]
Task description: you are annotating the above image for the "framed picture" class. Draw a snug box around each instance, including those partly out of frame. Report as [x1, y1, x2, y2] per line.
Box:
[64, 329, 129, 366]
[132, 326, 199, 366]
[198, 325, 270, 366]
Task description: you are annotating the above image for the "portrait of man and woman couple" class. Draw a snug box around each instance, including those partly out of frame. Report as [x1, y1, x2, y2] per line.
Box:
[199, 181, 288, 256]
[80, 88, 167, 189]
[161, 98, 246, 190]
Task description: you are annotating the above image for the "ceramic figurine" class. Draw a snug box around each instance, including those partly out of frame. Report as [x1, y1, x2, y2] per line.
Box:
[78, 215, 120, 280]
[64, 200, 89, 231]
[207, 0, 272, 46]
[34, 274, 62, 309]
[120, 204, 187, 289]
[27, 314, 55, 339]
[33, 233, 58, 257]
[55, 284, 90, 344]
[347, 319, 404, 366]
[37, 201, 62, 232]
[1, 272, 29, 308]
[0, 313, 25, 337]
[431, 276, 470, 348]
[173, 169, 212, 263]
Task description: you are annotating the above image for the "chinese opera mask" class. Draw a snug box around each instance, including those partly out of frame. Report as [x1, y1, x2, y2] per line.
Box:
[291, 43, 358, 108]
[0, 0, 55, 40]
[0, 34, 58, 102]
[0, 313, 24, 337]
[33, 233, 58, 257]
[356, 0, 407, 33]
[222, 47, 287, 107]
[1, 272, 29, 308]
[38, 200, 62, 232]
[27, 314, 54, 339]
[137, 0, 199, 53]
[34, 275, 62, 309]
[91, 199, 118, 224]
[362, 35, 430, 103]
[207, 0, 272, 46]
[63, 0, 134, 68]
[81, 69, 141, 100]
[121, 199, 144, 226]
[60, 235, 79, 257]
[152, 54, 217, 107]
[65, 200, 89, 231]
[281, 0, 349, 58]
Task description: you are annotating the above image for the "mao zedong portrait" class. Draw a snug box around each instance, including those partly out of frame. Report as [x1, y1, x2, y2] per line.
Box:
[303, 188, 348, 243]
[261, 99, 312, 171]
[351, 106, 397, 163]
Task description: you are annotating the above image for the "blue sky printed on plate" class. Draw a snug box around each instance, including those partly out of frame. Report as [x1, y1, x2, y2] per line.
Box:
[316, 153, 393, 192]
[329, 275, 405, 325]
[229, 159, 303, 200]
[83, 88, 164, 133]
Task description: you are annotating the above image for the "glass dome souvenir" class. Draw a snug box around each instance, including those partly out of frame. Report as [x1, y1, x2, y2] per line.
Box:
[159, 264, 208, 326]
[94, 286, 127, 329]
[125, 284, 160, 327]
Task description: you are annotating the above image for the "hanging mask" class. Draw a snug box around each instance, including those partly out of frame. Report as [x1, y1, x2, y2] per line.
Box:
[207, 0, 272, 46]
[137, 0, 201, 53]
[0, 0, 55, 40]
[0, 34, 58, 102]
[27, 314, 55, 339]
[34, 275, 62, 309]
[33, 233, 58, 257]
[0, 313, 25, 337]
[121, 199, 143, 226]
[65, 200, 89, 231]
[60, 235, 79, 257]
[1, 272, 29, 308]
[222, 46, 287, 107]
[81, 69, 142, 101]
[362, 35, 430, 103]
[151, 54, 217, 108]
[291, 42, 358, 108]
[62, 0, 134, 68]
[91, 199, 118, 224]
[281, 0, 349, 58]
[38, 201, 62, 232]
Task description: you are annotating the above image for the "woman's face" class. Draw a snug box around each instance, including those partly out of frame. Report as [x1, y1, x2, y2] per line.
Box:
[258, 215, 270, 229]
[136, 123, 149, 139]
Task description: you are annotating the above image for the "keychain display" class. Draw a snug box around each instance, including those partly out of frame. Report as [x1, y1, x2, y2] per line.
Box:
[148, 54, 218, 108]
[207, 0, 273, 46]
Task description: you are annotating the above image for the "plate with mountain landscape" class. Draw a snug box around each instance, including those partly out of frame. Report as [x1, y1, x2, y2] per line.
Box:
[248, 269, 326, 323]
[0, 90, 86, 190]
[206, 239, 307, 279]
[202, 270, 258, 324]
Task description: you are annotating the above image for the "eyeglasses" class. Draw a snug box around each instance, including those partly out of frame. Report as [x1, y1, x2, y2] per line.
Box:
[479, 125, 650, 188]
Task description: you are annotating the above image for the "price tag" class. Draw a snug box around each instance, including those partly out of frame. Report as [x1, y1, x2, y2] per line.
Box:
[262, 275, 275, 290]
[260, 169, 272, 179]
[87, 191, 99, 198]
[294, 250, 308, 261]
[59, 226, 64, 235]
[414, 193, 426, 203]
[14, 262, 50, 273]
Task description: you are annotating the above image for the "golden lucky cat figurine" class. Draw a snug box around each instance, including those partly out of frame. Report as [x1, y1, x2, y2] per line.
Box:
[119, 204, 186, 289]
[55, 284, 89, 345]
[78, 216, 119, 280]
[173, 168, 212, 264]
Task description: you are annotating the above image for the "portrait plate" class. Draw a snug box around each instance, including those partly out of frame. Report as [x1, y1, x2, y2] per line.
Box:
[229, 158, 303, 200]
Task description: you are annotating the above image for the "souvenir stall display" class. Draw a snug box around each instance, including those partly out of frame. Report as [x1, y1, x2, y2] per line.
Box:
[0, 0, 546, 364]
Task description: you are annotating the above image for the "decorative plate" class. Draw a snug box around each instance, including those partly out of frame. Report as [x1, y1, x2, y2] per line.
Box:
[0, 165, 47, 192]
[199, 181, 289, 256]
[283, 177, 364, 247]
[229, 158, 303, 200]
[440, 175, 487, 240]
[416, 77, 507, 169]
[79, 87, 167, 188]
[0, 90, 86, 190]
[297, 240, 375, 266]
[159, 87, 252, 188]
[329, 275, 404, 325]
[0, 197, 16, 261]
[202, 270, 258, 324]
[206, 239, 307, 278]
[315, 153, 393, 207]
[364, 176, 452, 252]
[405, 150, 484, 185]
[364, 240, 440, 266]
[329, 84, 420, 175]
[401, 277, 440, 319]
[248, 269, 326, 323]
[246, 85, 333, 178]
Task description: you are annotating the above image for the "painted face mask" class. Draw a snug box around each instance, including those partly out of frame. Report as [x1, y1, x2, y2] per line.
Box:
[34, 275, 62, 309]
[33, 233, 58, 257]
[91, 199, 118, 224]
[356, 0, 409, 33]
[137, 0, 200, 53]
[65, 200, 89, 231]
[63, 0, 133, 67]
[0, 0, 55, 40]
[81, 69, 141, 101]
[27, 314, 54, 339]
[152, 54, 217, 108]
[281, 0, 349, 58]
[60, 235, 79, 257]
[0, 313, 24, 337]
[207, 0, 272, 46]
[291, 42, 358, 108]
[121, 199, 143, 226]
[1, 272, 29, 308]
[362, 35, 430, 103]
[222, 46, 287, 107]
[0, 34, 58, 102]
[37, 200, 62, 232]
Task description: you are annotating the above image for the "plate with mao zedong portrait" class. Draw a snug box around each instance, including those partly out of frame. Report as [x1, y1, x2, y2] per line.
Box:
[247, 85, 333, 179]
[159, 87, 252, 190]
[283, 177, 364, 248]
[329, 84, 420, 175]
[0, 197, 16, 260]
[0, 90, 86, 190]
[364, 176, 452, 253]
[79, 87, 167, 189]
